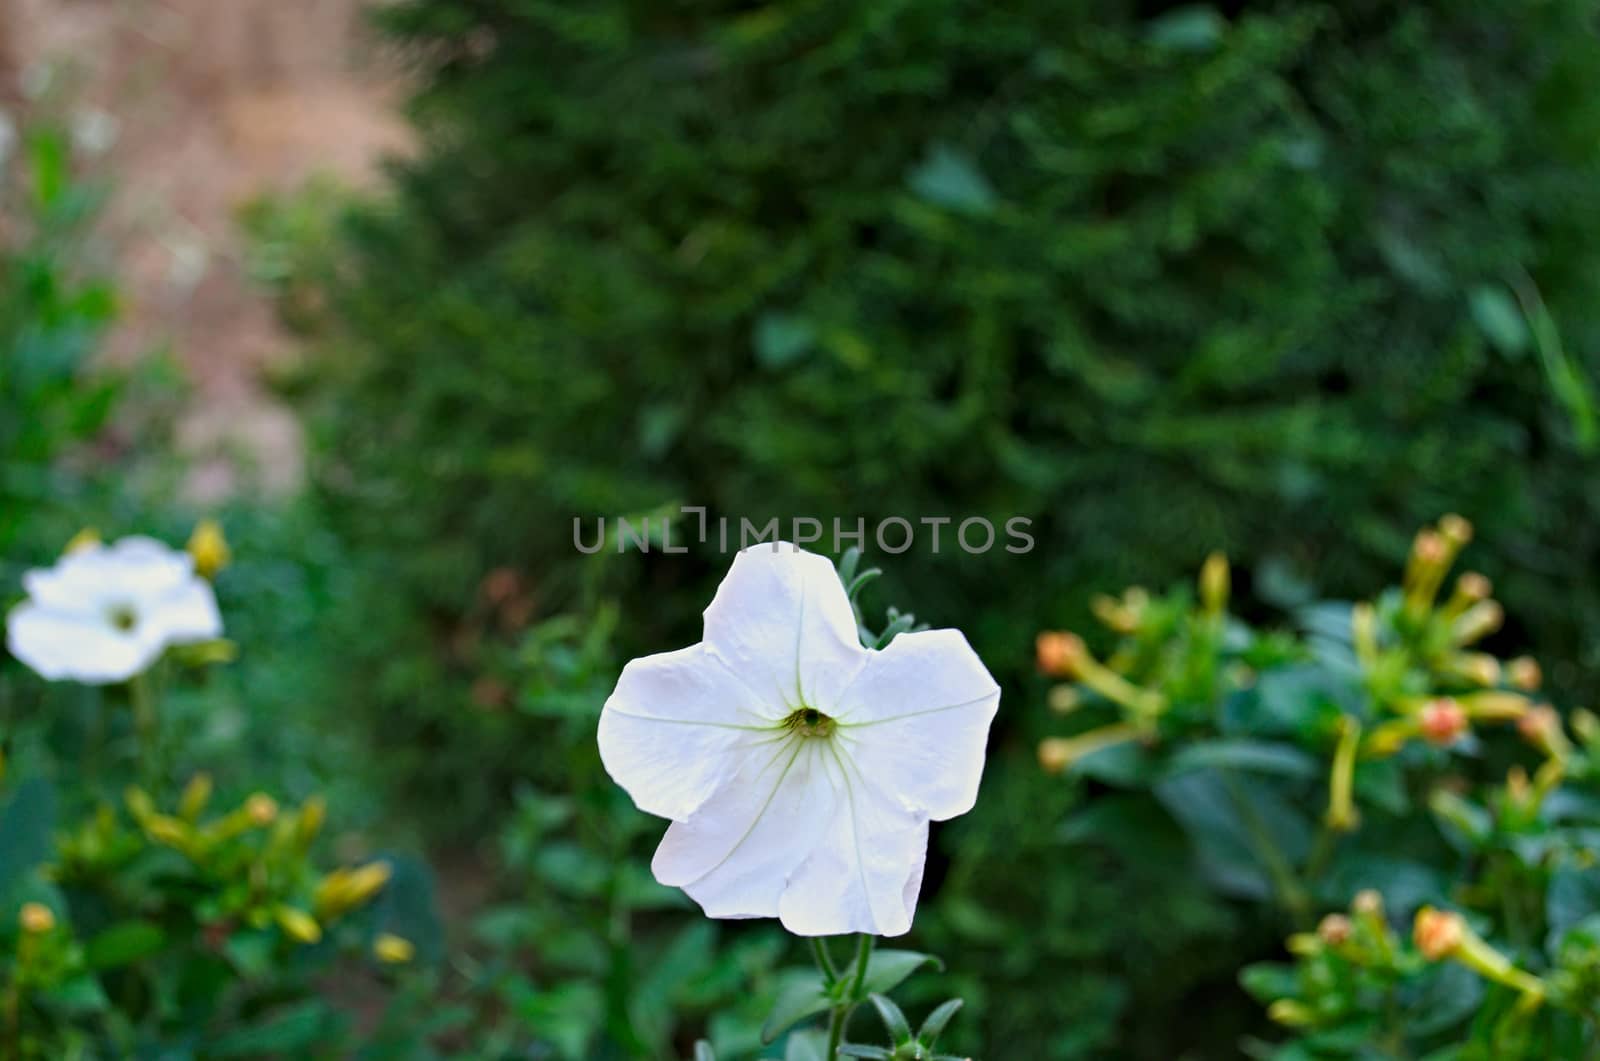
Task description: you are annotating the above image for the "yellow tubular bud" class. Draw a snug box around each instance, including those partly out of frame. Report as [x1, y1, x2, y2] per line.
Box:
[63, 528, 101, 555]
[125, 786, 156, 824]
[1441, 653, 1500, 688]
[19, 902, 55, 934]
[179, 773, 214, 822]
[1046, 685, 1082, 714]
[1364, 720, 1416, 759]
[245, 794, 279, 827]
[1458, 690, 1531, 722]
[1452, 601, 1504, 647]
[1267, 1000, 1316, 1028]
[186, 518, 232, 580]
[373, 933, 415, 964]
[1440, 571, 1492, 621]
[1506, 657, 1542, 692]
[296, 796, 327, 845]
[1352, 889, 1384, 917]
[1573, 709, 1600, 747]
[1403, 529, 1451, 615]
[1285, 932, 1322, 956]
[274, 906, 322, 945]
[1438, 514, 1473, 548]
[1351, 602, 1378, 669]
[315, 861, 393, 919]
[1517, 705, 1572, 762]
[1200, 552, 1230, 616]
[1325, 716, 1362, 832]
[142, 814, 195, 852]
[1037, 724, 1144, 776]
[1090, 594, 1139, 634]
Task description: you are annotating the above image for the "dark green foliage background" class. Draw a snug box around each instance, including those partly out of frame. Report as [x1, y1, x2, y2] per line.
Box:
[291, 0, 1600, 1054]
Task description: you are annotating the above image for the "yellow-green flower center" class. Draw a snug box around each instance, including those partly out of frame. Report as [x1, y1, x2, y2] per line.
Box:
[782, 706, 836, 738]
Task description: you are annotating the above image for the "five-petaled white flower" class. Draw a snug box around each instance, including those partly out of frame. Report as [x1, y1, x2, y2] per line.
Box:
[598, 543, 1000, 937]
[6, 536, 223, 684]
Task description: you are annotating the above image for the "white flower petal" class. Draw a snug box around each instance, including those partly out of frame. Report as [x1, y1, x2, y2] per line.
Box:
[145, 580, 223, 645]
[652, 738, 834, 920]
[599, 644, 782, 820]
[777, 744, 929, 937]
[834, 628, 1001, 820]
[5, 602, 159, 684]
[702, 543, 867, 713]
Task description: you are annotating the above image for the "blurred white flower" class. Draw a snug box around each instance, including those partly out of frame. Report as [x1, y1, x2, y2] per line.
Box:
[6, 536, 223, 684]
[599, 543, 999, 937]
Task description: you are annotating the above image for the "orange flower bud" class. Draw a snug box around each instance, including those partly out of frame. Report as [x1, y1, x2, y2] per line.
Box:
[1414, 907, 1465, 961]
[1419, 698, 1469, 746]
[1035, 632, 1085, 677]
[1507, 657, 1542, 692]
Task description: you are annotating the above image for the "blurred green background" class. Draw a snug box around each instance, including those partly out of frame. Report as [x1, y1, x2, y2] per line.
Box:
[8, 0, 1600, 1056]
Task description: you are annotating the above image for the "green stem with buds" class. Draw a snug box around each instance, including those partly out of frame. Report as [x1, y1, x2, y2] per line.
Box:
[818, 933, 874, 1058]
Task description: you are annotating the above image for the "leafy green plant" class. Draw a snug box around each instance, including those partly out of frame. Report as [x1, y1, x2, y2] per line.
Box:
[1037, 517, 1600, 1057]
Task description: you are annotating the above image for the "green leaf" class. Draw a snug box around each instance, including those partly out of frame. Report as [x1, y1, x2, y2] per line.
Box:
[761, 972, 831, 1044]
[1548, 862, 1600, 946]
[907, 144, 995, 214]
[1145, 6, 1226, 51]
[40, 973, 108, 1016]
[784, 1030, 829, 1061]
[1165, 740, 1320, 780]
[917, 999, 963, 1045]
[1469, 285, 1529, 357]
[858, 950, 943, 999]
[754, 313, 816, 370]
[0, 778, 57, 900]
[209, 1000, 340, 1056]
[85, 920, 167, 969]
[1238, 962, 1298, 1004]
[838, 1047, 892, 1059]
[868, 993, 912, 1044]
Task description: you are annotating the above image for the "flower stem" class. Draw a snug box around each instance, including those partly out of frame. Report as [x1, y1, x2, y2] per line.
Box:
[129, 671, 158, 785]
[823, 934, 874, 1058]
[810, 936, 839, 982]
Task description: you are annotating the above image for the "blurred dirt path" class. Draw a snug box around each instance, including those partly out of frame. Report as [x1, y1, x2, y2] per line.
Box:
[2, 0, 410, 500]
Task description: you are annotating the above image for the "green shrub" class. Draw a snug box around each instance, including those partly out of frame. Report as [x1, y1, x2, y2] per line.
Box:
[286, 1, 1600, 1054]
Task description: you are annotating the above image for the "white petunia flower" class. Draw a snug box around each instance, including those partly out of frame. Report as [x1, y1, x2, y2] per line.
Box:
[6, 536, 223, 685]
[598, 543, 1000, 937]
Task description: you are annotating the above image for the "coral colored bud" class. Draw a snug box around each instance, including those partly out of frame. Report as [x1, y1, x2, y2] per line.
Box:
[1414, 530, 1446, 565]
[1419, 698, 1469, 746]
[186, 519, 231, 580]
[19, 902, 55, 934]
[64, 528, 101, 555]
[1507, 657, 1542, 692]
[246, 794, 279, 826]
[1317, 913, 1353, 946]
[1414, 907, 1465, 961]
[274, 906, 322, 944]
[373, 933, 415, 964]
[1035, 632, 1084, 677]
